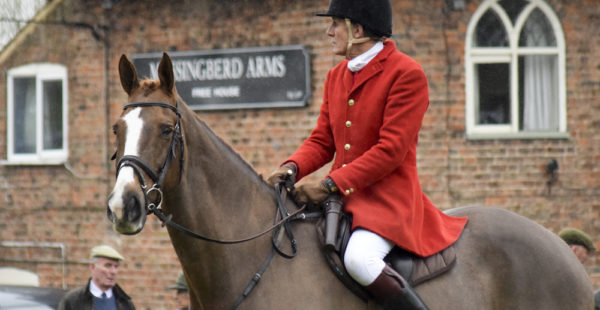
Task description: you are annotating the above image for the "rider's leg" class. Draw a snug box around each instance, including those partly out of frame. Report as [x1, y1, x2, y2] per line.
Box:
[344, 229, 429, 310]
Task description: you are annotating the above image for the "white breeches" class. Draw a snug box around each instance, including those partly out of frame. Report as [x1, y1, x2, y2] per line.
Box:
[343, 228, 394, 286]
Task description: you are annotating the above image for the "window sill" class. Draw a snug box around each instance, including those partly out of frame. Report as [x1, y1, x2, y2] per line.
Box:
[1, 158, 67, 166]
[466, 131, 571, 140]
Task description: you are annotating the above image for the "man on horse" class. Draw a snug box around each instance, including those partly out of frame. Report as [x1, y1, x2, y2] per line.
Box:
[267, 0, 468, 308]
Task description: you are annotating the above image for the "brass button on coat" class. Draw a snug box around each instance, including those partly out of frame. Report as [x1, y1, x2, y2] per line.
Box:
[346, 121, 352, 127]
[344, 144, 351, 150]
[348, 99, 355, 106]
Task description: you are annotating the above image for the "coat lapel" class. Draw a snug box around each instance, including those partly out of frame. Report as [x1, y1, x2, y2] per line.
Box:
[350, 61, 383, 94]
[348, 41, 394, 94]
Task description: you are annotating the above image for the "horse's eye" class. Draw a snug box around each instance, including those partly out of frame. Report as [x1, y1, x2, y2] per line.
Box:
[112, 125, 118, 135]
[161, 125, 173, 138]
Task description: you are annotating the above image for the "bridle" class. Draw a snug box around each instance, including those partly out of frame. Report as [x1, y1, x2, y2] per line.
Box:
[112, 101, 307, 243]
[113, 101, 184, 213]
[112, 100, 317, 309]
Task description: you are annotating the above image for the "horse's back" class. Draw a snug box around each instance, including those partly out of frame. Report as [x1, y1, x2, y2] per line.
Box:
[415, 206, 593, 310]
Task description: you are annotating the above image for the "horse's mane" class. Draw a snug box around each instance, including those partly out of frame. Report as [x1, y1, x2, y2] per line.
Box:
[174, 97, 267, 184]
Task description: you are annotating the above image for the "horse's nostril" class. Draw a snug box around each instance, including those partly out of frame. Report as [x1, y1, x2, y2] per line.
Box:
[107, 207, 115, 222]
[125, 195, 142, 222]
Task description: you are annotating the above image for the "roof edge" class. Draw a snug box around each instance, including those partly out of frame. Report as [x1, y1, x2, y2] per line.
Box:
[0, 0, 64, 65]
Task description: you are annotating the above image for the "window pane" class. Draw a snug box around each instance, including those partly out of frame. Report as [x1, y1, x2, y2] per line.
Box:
[42, 80, 63, 150]
[13, 77, 36, 153]
[474, 9, 509, 47]
[519, 55, 559, 131]
[519, 8, 557, 47]
[498, 0, 528, 24]
[476, 63, 510, 125]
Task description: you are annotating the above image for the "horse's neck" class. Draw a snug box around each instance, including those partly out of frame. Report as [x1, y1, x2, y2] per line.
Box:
[163, 106, 279, 306]
[171, 106, 273, 219]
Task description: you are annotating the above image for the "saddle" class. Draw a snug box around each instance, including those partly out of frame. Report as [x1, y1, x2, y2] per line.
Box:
[315, 212, 457, 301]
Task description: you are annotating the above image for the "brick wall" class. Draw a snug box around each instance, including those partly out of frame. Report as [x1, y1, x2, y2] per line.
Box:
[0, 0, 599, 308]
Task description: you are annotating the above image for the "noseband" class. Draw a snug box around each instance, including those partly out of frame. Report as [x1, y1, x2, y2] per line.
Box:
[114, 101, 184, 211]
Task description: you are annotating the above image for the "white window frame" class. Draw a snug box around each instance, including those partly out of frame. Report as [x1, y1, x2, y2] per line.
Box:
[6, 63, 68, 165]
[465, 0, 568, 139]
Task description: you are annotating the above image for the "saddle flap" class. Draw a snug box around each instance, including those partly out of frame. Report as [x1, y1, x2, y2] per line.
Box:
[411, 244, 457, 286]
[385, 244, 457, 286]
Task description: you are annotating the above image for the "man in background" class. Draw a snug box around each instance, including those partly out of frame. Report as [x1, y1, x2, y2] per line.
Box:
[167, 273, 190, 310]
[559, 227, 595, 263]
[558, 228, 598, 310]
[59, 244, 135, 310]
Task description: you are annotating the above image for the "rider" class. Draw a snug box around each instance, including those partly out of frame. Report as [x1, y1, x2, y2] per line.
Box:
[267, 0, 468, 309]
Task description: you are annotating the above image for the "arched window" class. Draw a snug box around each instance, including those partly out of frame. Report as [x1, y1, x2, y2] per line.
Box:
[465, 0, 566, 139]
[6, 63, 68, 164]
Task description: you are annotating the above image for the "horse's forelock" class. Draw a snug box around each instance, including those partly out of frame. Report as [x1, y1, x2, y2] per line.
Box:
[138, 78, 177, 99]
[139, 79, 160, 96]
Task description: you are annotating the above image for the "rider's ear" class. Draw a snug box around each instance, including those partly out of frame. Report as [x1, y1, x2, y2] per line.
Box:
[354, 24, 364, 39]
[158, 52, 175, 94]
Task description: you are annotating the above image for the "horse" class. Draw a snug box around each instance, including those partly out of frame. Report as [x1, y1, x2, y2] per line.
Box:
[107, 52, 593, 309]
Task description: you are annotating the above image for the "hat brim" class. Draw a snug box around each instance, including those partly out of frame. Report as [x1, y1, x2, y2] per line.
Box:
[316, 10, 343, 18]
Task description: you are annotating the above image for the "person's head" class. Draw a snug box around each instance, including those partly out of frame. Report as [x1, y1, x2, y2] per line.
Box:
[317, 0, 392, 58]
[558, 228, 595, 263]
[89, 245, 125, 291]
[168, 273, 189, 310]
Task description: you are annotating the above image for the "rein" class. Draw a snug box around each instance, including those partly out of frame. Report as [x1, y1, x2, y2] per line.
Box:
[115, 101, 309, 245]
[114, 101, 319, 309]
[148, 192, 307, 244]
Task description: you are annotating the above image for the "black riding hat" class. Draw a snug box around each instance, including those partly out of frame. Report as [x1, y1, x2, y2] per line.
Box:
[317, 0, 393, 38]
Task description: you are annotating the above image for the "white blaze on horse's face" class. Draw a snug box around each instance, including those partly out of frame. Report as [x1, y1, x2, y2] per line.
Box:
[107, 108, 146, 234]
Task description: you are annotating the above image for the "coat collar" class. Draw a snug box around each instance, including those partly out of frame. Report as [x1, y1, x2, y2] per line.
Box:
[343, 40, 397, 93]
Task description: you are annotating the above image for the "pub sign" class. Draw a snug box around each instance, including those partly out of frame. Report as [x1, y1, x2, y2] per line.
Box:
[131, 45, 311, 110]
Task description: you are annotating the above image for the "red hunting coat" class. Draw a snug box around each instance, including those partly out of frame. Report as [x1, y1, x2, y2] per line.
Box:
[287, 41, 467, 257]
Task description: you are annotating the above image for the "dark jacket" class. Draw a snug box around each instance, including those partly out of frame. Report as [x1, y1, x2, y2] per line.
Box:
[58, 278, 135, 310]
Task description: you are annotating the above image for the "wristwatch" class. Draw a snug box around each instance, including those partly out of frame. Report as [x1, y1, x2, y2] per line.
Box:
[322, 177, 338, 193]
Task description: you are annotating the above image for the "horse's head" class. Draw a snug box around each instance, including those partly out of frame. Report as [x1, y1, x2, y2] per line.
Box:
[107, 52, 183, 235]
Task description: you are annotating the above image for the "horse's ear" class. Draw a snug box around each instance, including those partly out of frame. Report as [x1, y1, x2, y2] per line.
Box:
[158, 52, 175, 94]
[119, 54, 139, 96]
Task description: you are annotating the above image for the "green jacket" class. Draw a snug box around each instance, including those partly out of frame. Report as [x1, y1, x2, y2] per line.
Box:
[58, 279, 135, 310]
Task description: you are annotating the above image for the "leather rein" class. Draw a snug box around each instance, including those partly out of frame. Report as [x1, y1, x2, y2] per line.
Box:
[113, 101, 307, 245]
[114, 101, 315, 309]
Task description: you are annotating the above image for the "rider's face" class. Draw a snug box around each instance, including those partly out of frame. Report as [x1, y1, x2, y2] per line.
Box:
[326, 17, 349, 56]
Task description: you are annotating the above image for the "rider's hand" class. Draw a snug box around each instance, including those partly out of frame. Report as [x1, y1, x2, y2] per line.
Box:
[266, 162, 297, 187]
[293, 179, 332, 206]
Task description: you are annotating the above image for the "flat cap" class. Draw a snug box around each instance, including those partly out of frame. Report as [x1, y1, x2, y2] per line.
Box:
[168, 273, 188, 291]
[559, 228, 596, 252]
[90, 245, 125, 261]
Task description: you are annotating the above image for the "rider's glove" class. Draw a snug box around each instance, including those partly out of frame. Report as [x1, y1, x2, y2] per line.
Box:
[266, 162, 297, 187]
[293, 177, 338, 206]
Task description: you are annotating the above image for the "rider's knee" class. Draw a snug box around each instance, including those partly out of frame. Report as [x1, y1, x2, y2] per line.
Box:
[344, 247, 384, 286]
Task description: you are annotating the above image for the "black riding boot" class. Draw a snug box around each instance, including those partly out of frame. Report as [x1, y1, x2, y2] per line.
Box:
[365, 265, 429, 310]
